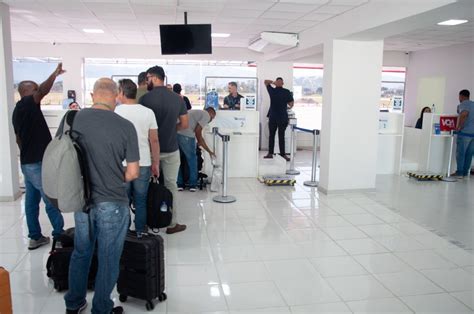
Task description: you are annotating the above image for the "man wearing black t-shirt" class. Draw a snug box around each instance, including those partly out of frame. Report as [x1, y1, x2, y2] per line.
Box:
[264, 77, 294, 161]
[222, 81, 243, 110]
[12, 63, 65, 250]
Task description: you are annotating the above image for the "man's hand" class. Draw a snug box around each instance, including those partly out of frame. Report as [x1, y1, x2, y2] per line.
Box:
[152, 162, 160, 177]
[264, 80, 273, 86]
[210, 151, 216, 159]
[54, 63, 66, 77]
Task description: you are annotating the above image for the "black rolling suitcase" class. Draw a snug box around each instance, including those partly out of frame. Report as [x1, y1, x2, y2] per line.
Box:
[117, 231, 167, 311]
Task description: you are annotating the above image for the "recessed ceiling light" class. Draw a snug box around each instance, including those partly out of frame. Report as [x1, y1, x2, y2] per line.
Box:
[437, 19, 468, 26]
[83, 28, 104, 34]
[211, 33, 230, 38]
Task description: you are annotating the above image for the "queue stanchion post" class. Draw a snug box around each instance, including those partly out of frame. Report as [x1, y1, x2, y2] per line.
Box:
[212, 127, 218, 153]
[304, 129, 320, 187]
[442, 130, 457, 182]
[286, 122, 300, 175]
[213, 132, 236, 203]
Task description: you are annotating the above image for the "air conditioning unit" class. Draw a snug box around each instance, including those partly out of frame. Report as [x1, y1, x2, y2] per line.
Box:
[248, 32, 299, 53]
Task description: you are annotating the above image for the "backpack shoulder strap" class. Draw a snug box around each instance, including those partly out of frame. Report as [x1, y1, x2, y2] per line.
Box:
[56, 110, 78, 138]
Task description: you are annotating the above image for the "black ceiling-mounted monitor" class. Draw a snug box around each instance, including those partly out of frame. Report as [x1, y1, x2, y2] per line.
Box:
[160, 24, 212, 55]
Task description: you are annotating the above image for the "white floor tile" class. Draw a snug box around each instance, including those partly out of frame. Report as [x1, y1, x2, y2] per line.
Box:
[290, 302, 351, 313]
[346, 298, 413, 313]
[224, 281, 286, 310]
[0, 252, 27, 272]
[212, 245, 260, 263]
[342, 213, 385, 226]
[391, 221, 431, 236]
[166, 247, 214, 265]
[298, 241, 348, 258]
[326, 275, 393, 301]
[412, 233, 455, 249]
[166, 285, 228, 312]
[421, 268, 474, 292]
[286, 228, 332, 243]
[354, 253, 411, 274]
[310, 256, 368, 278]
[274, 276, 341, 306]
[358, 224, 402, 238]
[12, 294, 49, 314]
[228, 307, 291, 313]
[167, 264, 220, 286]
[254, 243, 307, 261]
[323, 226, 368, 240]
[395, 250, 457, 270]
[217, 261, 270, 284]
[373, 235, 425, 252]
[208, 231, 253, 248]
[435, 247, 474, 267]
[264, 259, 320, 282]
[274, 216, 315, 230]
[374, 270, 444, 296]
[337, 238, 389, 255]
[247, 230, 291, 245]
[451, 291, 474, 310]
[312, 216, 352, 229]
[401, 293, 473, 313]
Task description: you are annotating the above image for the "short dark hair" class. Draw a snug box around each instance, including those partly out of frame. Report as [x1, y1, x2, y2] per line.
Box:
[206, 107, 216, 115]
[118, 79, 137, 99]
[228, 81, 237, 87]
[138, 72, 147, 85]
[18, 80, 38, 96]
[459, 89, 470, 98]
[276, 77, 283, 81]
[173, 83, 182, 94]
[146, 65, 166, 81]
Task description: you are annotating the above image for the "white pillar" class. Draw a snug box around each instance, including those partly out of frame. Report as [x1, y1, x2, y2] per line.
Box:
[319, 39, 383, 193]
[0, 3, 20, 201]
[257, 61, 293, 150]
[62, 53, 84, 106]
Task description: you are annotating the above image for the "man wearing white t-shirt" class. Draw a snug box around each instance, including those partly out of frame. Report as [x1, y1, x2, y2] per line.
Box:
[115, 79, 160, 236]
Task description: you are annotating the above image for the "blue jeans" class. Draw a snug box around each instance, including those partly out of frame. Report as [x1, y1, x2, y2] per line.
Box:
[456, 135, 474, 176]
[65, 202, 130, 314]
[126, 166, 150, 233]
[177, 134, 198, 188]
[20, 162, 64, 240]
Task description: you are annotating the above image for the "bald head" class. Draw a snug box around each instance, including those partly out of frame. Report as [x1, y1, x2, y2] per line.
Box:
[91, 78, 118, 109]
[18, 80, 39, 98]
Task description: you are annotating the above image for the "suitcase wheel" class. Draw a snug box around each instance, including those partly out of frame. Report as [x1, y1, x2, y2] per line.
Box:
[146, 300, 155, 311]
[158, 292, 167, 302]
[119, 294, 128, 302]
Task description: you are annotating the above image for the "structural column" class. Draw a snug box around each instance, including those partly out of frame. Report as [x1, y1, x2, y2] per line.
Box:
[319, 39, 384, 193]
[0, 3, 20, 201]
[257, 61, 293, 150]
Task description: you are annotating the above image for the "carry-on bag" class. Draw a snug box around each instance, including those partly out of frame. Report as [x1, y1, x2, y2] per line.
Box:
[146, 177, 172, 229]
[0, 267, 12, 314]
[117, 231, 167, 311]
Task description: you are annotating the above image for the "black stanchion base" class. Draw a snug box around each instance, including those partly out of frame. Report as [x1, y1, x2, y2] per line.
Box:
[303, 181, 318, 187]
[213, 195, 236, 203]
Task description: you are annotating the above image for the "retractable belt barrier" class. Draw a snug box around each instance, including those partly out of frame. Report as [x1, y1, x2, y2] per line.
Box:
[212, 127, 236, 203]
[286, 125, 320, 187]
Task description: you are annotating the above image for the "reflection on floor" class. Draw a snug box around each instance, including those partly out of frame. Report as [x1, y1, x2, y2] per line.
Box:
[1, 151, 473, 313]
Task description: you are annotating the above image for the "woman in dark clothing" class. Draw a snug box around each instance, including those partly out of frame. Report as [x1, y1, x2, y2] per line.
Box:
[415, 106, 431, 129]
[173, 83, 192, 110]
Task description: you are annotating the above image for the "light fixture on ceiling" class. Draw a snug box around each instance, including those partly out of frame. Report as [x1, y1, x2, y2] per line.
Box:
[211, 33, 230, 38]
[437, 19, 468, 26]
[248, 32, 299, 52]
[83, 28, 104, 34]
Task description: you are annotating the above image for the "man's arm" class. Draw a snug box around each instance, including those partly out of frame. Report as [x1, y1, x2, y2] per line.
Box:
[33, 63, 66, 105]
[15, 134, 21, 149]
[287, 101, 294, 109]
[457, 110, 469, 131]
[124, 161, 140, 182]
[264, 80, 273, 86]
[195, 124, 215, 158]
[222, 97, 229, 109]
[149, 129, 160, 177]
[177, 114, 189, 131]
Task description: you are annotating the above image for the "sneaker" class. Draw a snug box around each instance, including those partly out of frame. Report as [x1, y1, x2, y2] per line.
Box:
[263, 154, 273, 159]
[189, 187, 197, 192]
[66, 301, 87, 314]
[111, 306, 124, 314]
[147, 227, 160, 235]
[166, 223, 187, 234]
[280, 154, 291, 162]
[28, 236, 50, 250]
[177, 187, 184, 191]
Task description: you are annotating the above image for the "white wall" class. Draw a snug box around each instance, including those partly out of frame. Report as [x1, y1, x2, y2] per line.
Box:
[404, 43, 474, 126]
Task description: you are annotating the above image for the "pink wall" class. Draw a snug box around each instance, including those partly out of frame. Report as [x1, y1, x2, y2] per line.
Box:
[404, 43, 474, 126]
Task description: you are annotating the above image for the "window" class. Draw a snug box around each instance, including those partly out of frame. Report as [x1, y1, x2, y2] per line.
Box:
[380, 67, 406, 110]
[12, 57, 63, 107]
[292, 64, 324, 130]
[84, 59, 256, 107]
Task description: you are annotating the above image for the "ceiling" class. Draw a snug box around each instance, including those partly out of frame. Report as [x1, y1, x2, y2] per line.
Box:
[2, 0, 370, 47]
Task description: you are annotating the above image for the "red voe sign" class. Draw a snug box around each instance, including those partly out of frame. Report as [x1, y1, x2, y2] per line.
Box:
[440, 116, 457, 132]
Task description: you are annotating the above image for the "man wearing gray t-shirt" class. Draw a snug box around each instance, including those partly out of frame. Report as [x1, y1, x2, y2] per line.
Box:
[140, 66, 189, 234]
[455, 89, 474, 178]
[65, 78, 139, 314]
[177, 108, 216, 191]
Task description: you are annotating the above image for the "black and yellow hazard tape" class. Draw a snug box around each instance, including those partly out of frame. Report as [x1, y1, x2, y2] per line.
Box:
[264, 179, 296, 186]
[407, 172, 444, 181]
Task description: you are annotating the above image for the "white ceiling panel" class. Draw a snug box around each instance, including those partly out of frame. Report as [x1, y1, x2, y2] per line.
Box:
[222, 9, 264, 18]
[270, 3, 323, 12]
[279, 0, 329, 4]
[301, 12, 335, 21]
[254, 18, 294, 26]
[329, 0, 368, 5]
[315, 4, 354, 14]
[262, 11, 306, 19]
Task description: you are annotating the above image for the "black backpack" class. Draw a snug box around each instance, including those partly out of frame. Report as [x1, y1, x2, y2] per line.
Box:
[46, 227, 98, 291]
[146, 177, 173, 230]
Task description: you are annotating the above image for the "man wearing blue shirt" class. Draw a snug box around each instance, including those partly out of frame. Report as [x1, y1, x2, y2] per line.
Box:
[455, 89, 474, 178]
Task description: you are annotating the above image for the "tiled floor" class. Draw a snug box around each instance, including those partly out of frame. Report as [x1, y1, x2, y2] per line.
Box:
[1, 152, 473, 313]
